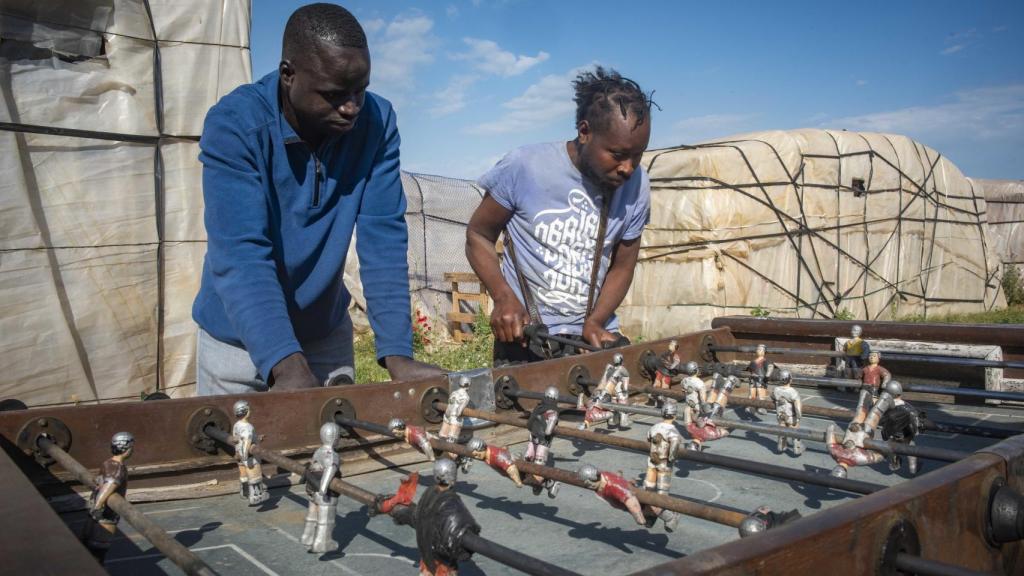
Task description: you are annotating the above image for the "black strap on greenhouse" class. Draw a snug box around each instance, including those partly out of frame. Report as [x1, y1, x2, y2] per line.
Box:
[640, 131, 1000, 320]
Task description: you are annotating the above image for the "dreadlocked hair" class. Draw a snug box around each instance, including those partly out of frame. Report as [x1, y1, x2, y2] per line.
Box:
[572, 66, 655, 132]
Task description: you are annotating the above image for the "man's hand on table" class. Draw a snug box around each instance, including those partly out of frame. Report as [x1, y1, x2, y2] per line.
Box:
[270, 352, 320, 390]
[385, 355, 446, 382]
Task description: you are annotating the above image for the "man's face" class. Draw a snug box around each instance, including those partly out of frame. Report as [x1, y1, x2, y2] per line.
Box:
[280, 42, 370, 141]
[576, 112, 651, 193]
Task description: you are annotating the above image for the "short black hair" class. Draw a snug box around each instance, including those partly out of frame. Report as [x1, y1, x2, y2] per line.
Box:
[282, 3, 367, 60]
[572, 66, 654, 132]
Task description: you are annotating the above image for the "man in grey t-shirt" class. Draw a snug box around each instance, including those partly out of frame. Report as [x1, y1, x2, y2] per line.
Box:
[467, 67, 653, 365]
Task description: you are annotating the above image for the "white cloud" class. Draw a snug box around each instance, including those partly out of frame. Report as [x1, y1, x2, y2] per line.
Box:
[826, 84, 1024, 141]
[654, 113, 760, 146]
[366, 14, 438, 99]
[446, 4, 459, 18]
[430, 74, 478, 117]
[466, 68, 580, 134]
[856, 79, 869, 87]
[940, 28, 978, 55]
[452, 38, 549, 77]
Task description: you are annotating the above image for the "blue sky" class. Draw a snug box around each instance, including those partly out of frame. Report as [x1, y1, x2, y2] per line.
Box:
[251, 1, 1024, 180]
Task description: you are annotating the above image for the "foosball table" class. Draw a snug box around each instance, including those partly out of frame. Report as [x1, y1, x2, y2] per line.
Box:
[2, 319, 1023, 575]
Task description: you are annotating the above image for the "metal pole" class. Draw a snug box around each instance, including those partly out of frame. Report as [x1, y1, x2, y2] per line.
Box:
[643, 386, 1016, 440]
[708, 345, 1024, 370]
[707, 366, 1024, 405]
[525, 326, 601, 352]
[707, 417, 968, 462]
[446, 404, 883, 495]
[201, 426, 580, 576]
[336, 415, 747, 527]
[508, 388, 663, 418]
[37, 437, 217, 576]
[894, 553, 996, 576]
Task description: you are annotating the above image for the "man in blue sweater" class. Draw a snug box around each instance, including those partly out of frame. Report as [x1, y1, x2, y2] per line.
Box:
[193, 3, 440, 394]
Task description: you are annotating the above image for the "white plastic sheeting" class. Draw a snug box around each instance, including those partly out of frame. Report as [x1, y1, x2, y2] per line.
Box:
[973, 179, 1024, 270]
[0, 0, 251, 406]
[619, 130, 1006, 338]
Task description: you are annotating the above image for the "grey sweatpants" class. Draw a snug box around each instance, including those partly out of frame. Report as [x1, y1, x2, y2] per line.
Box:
[196, 315, 354, 396]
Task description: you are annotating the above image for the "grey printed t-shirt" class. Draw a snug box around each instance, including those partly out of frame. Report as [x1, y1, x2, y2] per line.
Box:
[478, 141, 650, 335]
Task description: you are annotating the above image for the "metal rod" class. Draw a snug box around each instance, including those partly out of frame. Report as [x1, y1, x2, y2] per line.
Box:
[705, 362, 1024, 404]
[461, 532, 581, 576]
[37, 437, 217, 576]
[709, 345, 1024, 370]
[524, 325, 601, 352]
[787, 374, 1024, 404]
[202, 425, 579, 576]
[508, 388, 663, 418]
[708, 417, 968, 462]
[447, 404, 883, 496]
[337, 414, 747, 528]
[894, 553, 996, 576]
[644, 386, 1017, 440]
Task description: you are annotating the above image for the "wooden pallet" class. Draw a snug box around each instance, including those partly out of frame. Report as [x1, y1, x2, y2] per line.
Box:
[445, 271, 491, 342]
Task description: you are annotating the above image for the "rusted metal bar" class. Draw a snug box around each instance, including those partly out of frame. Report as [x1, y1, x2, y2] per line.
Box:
[36, 437, 217, 576]
[708, 417, 969, 462]
[508, 388, 662, 418]
[448, 404, 883, 495]
[335, 414, 748, 527]
[643, 386, 1017, 439]
[202, 425, 581, 576]
[709, 316, 1024, 379]
[709, 316, 1024, 348]
[894, 553, 997, 576]
[785, 373, 1024, 404]
[709, 344, 1024, 370]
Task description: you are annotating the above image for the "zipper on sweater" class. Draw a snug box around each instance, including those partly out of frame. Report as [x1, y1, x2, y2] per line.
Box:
[311, 154, 322, 208]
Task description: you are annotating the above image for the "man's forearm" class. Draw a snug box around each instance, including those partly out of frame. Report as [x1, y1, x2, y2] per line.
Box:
[466, 229, 517, 303]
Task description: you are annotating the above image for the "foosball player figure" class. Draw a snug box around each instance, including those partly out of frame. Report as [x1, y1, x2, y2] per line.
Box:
[467, 438, 523, 487]
[680, 361, 706, 425]
[82, 432, 135, 562]
[738, 506, 802, 538]
[232, 400, 270, 505]
[746, 344, 774, 414]
[389, 417, 436, 462]
[302, 422, 342, 553]
[577, 464, 647, 526]
[686, 376, 735, 451]
[769, 370, 804, 455]
[415, 458, 480, 576]
[864, 380, 920, 476]
[577, 387, 613, 430]
[826, 422, 883, 479]
[652, 340, 681, 400]
[523, 386, 561, 498]
[599, 353, 631, 427]
[371, 472, 420, 516]
[842, 324, 871, 379]
[644, 400, 682, 531]
[852, 351, 891, 425]
[441, 376, 472, 469]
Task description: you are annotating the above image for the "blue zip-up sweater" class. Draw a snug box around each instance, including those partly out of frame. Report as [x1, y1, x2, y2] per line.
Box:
[192, 71, 413, 379]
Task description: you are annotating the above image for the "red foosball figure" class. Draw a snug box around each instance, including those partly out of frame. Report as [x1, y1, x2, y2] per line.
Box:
[467, 438, 523, 487]
[577, 464, 647, 526]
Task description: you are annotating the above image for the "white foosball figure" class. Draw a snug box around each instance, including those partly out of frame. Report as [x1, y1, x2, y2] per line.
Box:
[302, 422, 342, 554]
[769, 370, 804, 455]
[232, 400, 270, 506]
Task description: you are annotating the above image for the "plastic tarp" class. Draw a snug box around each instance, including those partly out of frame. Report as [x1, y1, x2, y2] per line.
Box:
[972, 179, 1024, 270]
[620, 129, 1007, 338]
[0, 0, 251, 406]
